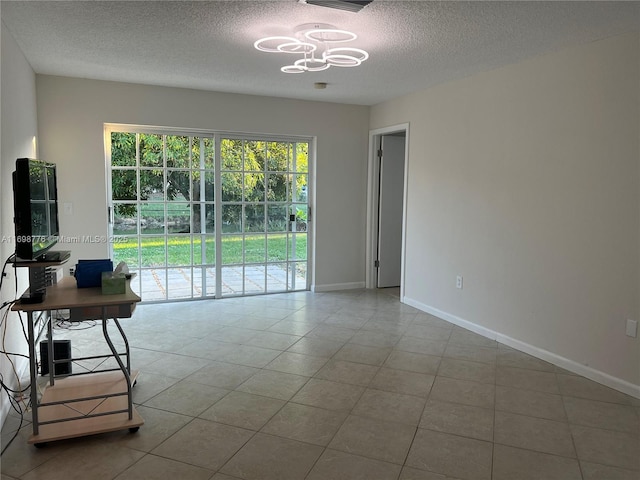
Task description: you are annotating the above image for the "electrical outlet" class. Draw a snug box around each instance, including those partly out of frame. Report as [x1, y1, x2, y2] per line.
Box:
[63, 202, 73, 215]
[626, 319, 638, 338]
[456, 275, 463, 289]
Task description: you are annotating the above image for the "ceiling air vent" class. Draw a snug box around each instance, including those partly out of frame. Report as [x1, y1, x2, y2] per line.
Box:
[299, 0, 373, 13]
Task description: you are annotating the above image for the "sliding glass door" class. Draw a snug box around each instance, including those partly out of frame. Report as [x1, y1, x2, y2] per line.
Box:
[107, 127, 310, 301]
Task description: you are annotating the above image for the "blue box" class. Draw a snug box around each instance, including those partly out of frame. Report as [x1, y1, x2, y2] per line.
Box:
[74, 259, 113, 288]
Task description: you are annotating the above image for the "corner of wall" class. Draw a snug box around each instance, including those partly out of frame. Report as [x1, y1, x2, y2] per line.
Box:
[1, 21, 38, 430]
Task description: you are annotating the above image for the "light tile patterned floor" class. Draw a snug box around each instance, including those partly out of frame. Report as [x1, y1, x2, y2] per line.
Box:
[2, 288, 639, 479]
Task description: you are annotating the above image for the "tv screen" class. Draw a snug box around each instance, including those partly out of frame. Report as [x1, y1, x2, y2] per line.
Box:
[13, 158, 60, 261]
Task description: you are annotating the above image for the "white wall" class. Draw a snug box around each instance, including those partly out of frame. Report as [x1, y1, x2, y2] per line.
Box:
[35, 76, 370, 290]
[371, 32, 640, 392]
[0, 21, 39, 426]
[5, 26, 637, 437]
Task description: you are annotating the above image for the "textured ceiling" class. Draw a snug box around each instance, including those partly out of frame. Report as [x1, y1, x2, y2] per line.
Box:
[1, 1, 639, 106]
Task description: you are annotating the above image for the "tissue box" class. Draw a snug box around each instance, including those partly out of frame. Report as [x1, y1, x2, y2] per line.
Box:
[101, 272, 126, 295]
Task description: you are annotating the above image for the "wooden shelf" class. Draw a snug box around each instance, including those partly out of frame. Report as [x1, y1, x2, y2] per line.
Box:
[12, 252, 70, 268]
[28, 371, 143, 444]
[13, 276, 141, 312]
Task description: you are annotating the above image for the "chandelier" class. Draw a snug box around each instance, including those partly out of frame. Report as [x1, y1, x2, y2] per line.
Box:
[254, 23, 369, 74]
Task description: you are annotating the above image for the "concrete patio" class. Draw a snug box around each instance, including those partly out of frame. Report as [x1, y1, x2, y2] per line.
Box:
[130, 265, 307, 302]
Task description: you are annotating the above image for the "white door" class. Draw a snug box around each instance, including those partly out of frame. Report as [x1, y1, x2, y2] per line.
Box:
[377, 134, 405, 288]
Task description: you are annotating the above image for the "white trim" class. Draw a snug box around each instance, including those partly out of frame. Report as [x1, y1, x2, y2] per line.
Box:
[403, 295, 640, 399]
[0, 357, 30, 430]
[308, 137, 317, 293]
[366, 123, 410, 297]
[312, 281, 365, 292]
[496, 334, 640, 399]
[1, 401, 8, 431]
[403, 297, 498, 341]
[105, 123, 310, 144]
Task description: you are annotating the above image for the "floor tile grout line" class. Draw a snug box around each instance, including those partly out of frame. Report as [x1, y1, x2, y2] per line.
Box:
[4, 288, 638, 479]
[560, 383, 586, 480]
[399, 341, 440, 473]
[490, 331, 498, 480]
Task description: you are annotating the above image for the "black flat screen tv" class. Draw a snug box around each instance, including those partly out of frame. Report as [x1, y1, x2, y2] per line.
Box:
[13, 158, 60, 261]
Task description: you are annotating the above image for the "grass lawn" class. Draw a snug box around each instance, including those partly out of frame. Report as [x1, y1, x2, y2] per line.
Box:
[113, 233, 307, 267]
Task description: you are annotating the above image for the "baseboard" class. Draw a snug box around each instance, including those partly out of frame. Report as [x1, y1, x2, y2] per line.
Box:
[496, 333, 640, 399]
[0, 356, 30, 430]
[402, 296, 640, 400]
[403, 297, 498, 341]
[311, 282, 366, 293]
[1, 395, 11, 431]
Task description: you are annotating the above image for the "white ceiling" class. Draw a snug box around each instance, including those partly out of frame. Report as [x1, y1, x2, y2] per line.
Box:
[2, 1, 639, 106]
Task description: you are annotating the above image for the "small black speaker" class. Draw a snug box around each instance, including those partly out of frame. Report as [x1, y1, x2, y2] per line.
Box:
[40, 340, 72, 376]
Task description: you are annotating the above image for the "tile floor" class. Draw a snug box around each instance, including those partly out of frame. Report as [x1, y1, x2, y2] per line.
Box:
[1, 288, 639, 480]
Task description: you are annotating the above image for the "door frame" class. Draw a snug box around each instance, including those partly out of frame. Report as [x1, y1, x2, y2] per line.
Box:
[104, 123, 314, 302]
[365, 123, 410, 297]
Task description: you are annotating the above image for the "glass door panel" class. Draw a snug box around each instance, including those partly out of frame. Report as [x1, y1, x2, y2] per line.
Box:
[218, 137, 309, 297]
[109, 130, 308, 301]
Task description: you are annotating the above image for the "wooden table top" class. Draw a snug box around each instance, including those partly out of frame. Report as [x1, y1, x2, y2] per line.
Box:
[13, 277, 141, 312]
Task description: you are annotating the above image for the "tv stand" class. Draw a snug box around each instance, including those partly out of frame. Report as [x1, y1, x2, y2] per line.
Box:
[12, 276, 143, 445]
[13, 250, 71, 265]
[12, 253, 70, 304]
[38, 250, 71, 263]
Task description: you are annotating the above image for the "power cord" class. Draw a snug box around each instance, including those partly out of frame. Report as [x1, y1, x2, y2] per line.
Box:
[0, 253, 28, 455]
[0, 302, 30, 456]
[0, 254, 101, 454]
[0, 253, 15, 293]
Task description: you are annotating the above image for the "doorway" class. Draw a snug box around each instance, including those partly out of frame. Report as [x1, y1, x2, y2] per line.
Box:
[366, 124, 409, 295]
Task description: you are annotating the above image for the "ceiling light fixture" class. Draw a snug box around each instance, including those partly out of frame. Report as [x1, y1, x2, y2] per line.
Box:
[254, 23, 369, 74]
[299, 0, 373, 14]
